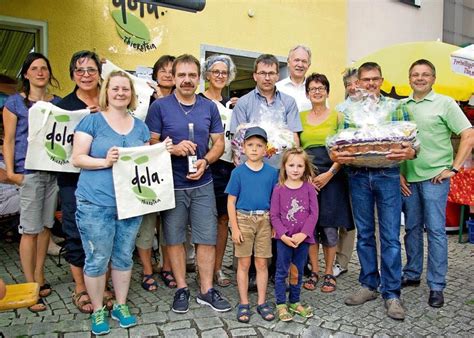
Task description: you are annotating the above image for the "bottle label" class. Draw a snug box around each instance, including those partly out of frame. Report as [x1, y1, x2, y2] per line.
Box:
[188, 155, 198, 173]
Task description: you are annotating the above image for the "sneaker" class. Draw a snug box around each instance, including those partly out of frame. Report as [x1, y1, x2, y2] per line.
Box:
[91, 306, 110, 335]
[345, 287, 379, 305]
[385, 298, 405, 320]
[111, 303, 137, 328]
[196, 288, 231, 312]
[333, 263, 348, 278]
[172, 287, 190, 313]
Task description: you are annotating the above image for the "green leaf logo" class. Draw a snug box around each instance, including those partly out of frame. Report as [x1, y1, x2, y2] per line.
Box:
[120, 155, 133, 161]
[111, 9, 150, 44]
[134, 156, 149, 165]
[132, 186, 157, 201]
[44, 141, 67, 161]
[54, 115, 70, 122]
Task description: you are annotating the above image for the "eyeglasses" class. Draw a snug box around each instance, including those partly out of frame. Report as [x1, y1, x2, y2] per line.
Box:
[158, 69, 172, 75]
[409, 73, 434, 79]
[210, 70, 228, 78]
[308, 86, 327, 94]
[360, 77, 382, 83]
[255, 71, 278, 78]
[74, 68, 98, 76]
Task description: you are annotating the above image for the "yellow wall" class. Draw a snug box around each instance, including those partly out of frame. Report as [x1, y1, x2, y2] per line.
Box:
[1, 0, 347, 105]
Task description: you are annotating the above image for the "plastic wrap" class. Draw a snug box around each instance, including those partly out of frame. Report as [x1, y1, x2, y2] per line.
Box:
[231, 122, 295, 167]
[327, 91, 417, 168]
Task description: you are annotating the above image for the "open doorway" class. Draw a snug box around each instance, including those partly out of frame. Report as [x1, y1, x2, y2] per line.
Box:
[200, 44, 287, 98]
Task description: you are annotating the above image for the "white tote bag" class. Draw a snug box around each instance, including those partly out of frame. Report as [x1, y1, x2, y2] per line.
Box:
[113, 142, 175, 220]
[102, 60, 154, 121]
[25, 101, 90, 172]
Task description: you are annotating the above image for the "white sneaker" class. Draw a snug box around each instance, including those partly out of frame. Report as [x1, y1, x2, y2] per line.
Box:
[333, 264, 348, 278]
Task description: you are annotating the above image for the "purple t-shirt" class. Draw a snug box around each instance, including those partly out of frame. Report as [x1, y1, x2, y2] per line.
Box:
[270, 181, 319, 244]
[145, 94, 224, 189]
[5, 93, 61, 173]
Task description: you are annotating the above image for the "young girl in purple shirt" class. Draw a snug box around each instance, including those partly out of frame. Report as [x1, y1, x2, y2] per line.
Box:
[270, 148, 319, 321]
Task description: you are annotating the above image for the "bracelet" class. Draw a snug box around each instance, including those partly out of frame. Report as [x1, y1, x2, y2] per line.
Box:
[450, 166, 459, 174]
[203, 157, 210, 169]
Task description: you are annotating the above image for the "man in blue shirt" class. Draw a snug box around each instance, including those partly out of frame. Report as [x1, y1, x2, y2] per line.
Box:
[230, 54, 302, 151]
[146, 54, 231, 314]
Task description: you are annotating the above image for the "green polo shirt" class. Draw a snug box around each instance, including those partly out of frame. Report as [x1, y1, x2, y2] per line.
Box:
[400, 91, 471, 182]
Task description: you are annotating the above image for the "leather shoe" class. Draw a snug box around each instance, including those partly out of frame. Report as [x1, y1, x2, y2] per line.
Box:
[401, 277, 420, 288]
[428, 290, 444, 308]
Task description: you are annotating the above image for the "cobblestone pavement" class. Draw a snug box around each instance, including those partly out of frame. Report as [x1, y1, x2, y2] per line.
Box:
[1, 232, 473, 337]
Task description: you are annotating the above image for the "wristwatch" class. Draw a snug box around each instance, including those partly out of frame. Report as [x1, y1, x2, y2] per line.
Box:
[203, 157, 210, 169]
[329, 168, 338, 175]
[450, 166, 459, 174]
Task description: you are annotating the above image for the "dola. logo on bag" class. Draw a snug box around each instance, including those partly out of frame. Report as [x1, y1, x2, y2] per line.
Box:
[113, 143, 175, 220]
[44, 114, 74, 164]
[120, 154, 162, 205]
[25, 102, 90, 173]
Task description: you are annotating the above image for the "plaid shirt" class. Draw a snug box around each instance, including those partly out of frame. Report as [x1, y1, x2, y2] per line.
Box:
[340, 95, 413, 130]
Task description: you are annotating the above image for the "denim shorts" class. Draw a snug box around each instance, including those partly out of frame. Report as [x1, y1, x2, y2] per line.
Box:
[76, 199, 142, 277]
[19, 171, 59, 234]
[161, 182, 217, 245]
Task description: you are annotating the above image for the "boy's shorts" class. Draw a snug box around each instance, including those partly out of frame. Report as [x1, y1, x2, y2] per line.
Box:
[234, 211, 272, 258]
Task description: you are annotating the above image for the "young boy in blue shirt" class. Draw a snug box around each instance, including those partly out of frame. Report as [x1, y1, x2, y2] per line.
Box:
[225, 127, 278, 323]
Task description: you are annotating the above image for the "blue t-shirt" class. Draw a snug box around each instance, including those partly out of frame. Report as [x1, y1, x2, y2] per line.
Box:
[5, 93, 62, 173]
[225, 162, 278, 211]
[145, 94, 224, 189]
[75, 112, 150, 207]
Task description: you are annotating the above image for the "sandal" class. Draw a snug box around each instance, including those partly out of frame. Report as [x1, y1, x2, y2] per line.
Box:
[276, 304, 293, 322]
[103, 288, 114, 311]
[215, 270, 231, 287]
[236, 303, 251, 323]
[288, 302, 313, 318]
[320, 274, 336, 293]
[160, 270, 177, 289]
[39, 283, 52, 298]
[256, 302, 275, 321]
[28, 298, 47, 313]
[303, 272, 319, 291]
[72, 290, 93, 314]
[142, 274, 158, 291]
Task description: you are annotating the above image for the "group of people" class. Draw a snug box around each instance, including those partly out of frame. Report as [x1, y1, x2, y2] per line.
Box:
[1, 43, 472, 335]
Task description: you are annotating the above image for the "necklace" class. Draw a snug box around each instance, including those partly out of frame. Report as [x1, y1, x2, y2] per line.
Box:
[175, 93, 196, 115]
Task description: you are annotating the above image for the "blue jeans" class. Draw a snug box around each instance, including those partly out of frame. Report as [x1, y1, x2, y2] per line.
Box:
[76, 199, 142, 277]
[402, 179, 450, 291]
[275, 240, 309, 305]
[348, 167, 402, 300]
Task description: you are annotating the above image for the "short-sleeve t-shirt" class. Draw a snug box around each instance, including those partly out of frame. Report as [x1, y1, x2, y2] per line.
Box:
[300, 110, 339, 148]
[5, 93, 62, 173]
[75, 112, 150, 207]
[225, 162, 278, 211]
[400, 91, 472, 182]
[145, 94, 224, 189]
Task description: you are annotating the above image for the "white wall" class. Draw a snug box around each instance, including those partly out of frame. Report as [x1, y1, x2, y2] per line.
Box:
[347, 0, 444, 64]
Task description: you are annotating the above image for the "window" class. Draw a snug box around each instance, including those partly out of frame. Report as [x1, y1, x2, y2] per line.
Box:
[0, 15, 47, 78]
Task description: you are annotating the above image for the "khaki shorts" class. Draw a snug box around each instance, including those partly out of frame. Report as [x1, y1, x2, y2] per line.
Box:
[135, 212, 158, 249]
[234, 211, 272, 258]
[19, 171, 58, 235]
